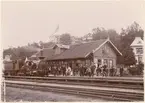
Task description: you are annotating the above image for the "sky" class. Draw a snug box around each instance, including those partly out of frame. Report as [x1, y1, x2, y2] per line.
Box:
[1, 1, 145, 49]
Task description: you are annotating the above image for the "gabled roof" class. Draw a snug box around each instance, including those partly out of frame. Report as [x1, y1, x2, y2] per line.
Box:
[108, 39, 122, 56]
[130, 37, 143, 47]
[49, 38, 122, 60]
[92, 38, 122, 56]
[51, 39, 107, 60]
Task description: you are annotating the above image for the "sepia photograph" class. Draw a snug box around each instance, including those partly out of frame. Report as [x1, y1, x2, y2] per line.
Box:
[1, 0, 144, 102]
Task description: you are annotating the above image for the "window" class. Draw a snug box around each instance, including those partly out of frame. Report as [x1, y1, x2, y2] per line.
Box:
[104, 59, 108, 66]
[137, 41, 141, 44]
[136, 48, 143, 54]
[138, 56, 142, 62]
[86, 60, 91, 65]
[109, 60, 113, 68]
[98, 59, 102, 67]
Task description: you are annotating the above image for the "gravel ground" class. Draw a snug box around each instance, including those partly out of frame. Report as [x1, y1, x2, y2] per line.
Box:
[5, 86, 106, 102]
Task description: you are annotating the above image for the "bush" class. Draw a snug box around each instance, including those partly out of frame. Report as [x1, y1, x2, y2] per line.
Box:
[128, 67, 137, 75]
[128, 62, 144, 75]
[136, 62, 144, 75]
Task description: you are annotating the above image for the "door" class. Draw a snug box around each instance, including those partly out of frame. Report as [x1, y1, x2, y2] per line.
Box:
[109, 59, 113, 68]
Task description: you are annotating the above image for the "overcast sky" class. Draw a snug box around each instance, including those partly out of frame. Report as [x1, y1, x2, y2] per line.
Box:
[1, 1, 145, 49]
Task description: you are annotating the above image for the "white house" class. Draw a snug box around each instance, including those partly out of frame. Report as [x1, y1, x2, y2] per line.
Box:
[130, 37, 143, 64]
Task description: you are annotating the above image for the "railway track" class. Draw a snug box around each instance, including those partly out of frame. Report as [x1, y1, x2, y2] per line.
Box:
[5, 80, 144, 102]
[5, 76, 144, 90]
[5, 75, 143, 81]
[6, 78, 143, 90]
[5, 76, 143, 84]
[4, 76, 144, 101]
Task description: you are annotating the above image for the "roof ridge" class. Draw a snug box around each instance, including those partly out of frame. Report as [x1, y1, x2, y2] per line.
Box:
[42, 47, 53, 50]
[70, 39, 107, 46]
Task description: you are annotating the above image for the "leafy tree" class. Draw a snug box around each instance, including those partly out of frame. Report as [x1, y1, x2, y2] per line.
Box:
[119, 22, 144, 66]
[91, 28, 120, 46]
[92, 27, 108, 40]
[39, 41, 44, 48]
[59, 33, 72, 45]
[31, 42, 40, 48]
[42, 42, 55, 48]
[3, 21, 144, 67]
[3, 41, 56, 60]
[122, 47, 136, 65]
[3, 48, 18, 60]
[107, 29, 119, 40]
[107, 29, 120, 48]
[128, 66, 137, 75]
[137, 61, 144, 75]
[82, 33, 92, 41]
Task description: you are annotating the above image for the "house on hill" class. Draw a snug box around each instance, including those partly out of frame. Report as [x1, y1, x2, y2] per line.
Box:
[33, 38, 122, 69]
[130, 37, 143, 64]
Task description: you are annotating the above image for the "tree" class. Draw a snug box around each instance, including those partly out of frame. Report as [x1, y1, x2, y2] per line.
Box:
[39, 41, 44, 48]
[83, 33, 92, 41]
[107, 29, 120, 48]
[107, 29, 118, 40]
[122, 47, 136, 65]
[92, 27, 108, 40]
[42, 42, 55, 48]
[137, 61, 144, 75]
[31, 42, 40, 48]
[119, 22, 144, 66]
[59, 33, 72, 45]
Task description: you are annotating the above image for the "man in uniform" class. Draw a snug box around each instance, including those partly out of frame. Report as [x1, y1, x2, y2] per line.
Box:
[90, 62, 96, 77]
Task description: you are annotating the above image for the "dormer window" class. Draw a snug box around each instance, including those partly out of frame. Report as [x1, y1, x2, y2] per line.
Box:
[53, 44, 69, 55]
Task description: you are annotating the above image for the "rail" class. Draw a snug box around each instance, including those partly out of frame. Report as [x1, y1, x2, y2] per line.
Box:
[4, 76, 143, 85]
[5, 80, 144, 101]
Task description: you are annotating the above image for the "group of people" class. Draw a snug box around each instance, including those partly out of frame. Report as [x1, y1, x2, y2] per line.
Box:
[36, 62, 121, 77]
[14, 60, 124, 77]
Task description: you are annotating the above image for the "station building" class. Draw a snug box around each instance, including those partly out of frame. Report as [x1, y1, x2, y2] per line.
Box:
[34, 38, 122, 69]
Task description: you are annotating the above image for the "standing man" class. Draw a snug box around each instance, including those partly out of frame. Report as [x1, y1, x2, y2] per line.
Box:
[112, 66, 115, 76]
[86, 66, 91, 77]
[90, 62, 96, 77]
[96, 64, 102, 76]
[61, 65, 66, 76]
[102, 65, 107, 77]
[15, 60, 19, 75]
[79, 64, 83, 76]
[110, 66, 113, 76]
[120, 66, 123, 77]
[66, 65, 71, 76]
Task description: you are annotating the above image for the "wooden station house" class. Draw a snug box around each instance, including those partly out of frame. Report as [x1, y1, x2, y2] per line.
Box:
[34, 38, 122, 69]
